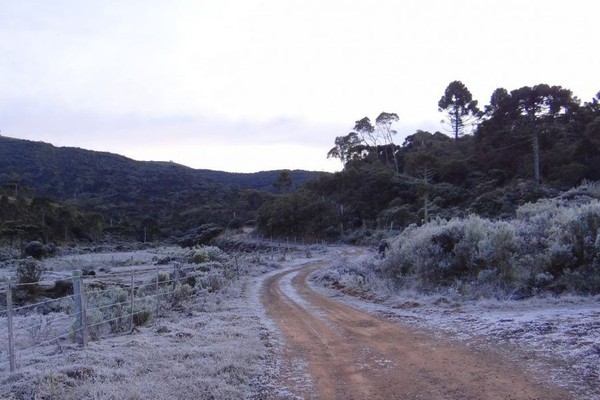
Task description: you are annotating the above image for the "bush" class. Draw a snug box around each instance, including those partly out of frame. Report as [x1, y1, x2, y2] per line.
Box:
[189, 246, 227, 264]
[201, 273, 223, 293]
[132, 306, 152, 326]
[177, 224, 225, 248]
[16, 260, 45, 295]
[23, 241, 51, 259]
[380, 188, 600, 296]
[171, 283, 192, 305]
[87, 287, 130, 336]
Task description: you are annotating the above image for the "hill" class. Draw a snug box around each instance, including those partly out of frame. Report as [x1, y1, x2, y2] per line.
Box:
[0, 135, 321, 241]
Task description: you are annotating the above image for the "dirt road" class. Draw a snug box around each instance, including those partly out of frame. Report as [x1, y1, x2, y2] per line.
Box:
[261, 258, 571, 400]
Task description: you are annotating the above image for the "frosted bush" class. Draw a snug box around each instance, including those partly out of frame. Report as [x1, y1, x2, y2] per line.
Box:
[171, 283, 193, 305]
[190, 246, 227, 264]
[379, 194, 600, 296]
[313, 255, 393, 297]
[535, 272, 554, 286]
[477, 268, 497, 284]
[201, 272, 225, 293]
[87, 287, 130, 336]
[383, 215, 519, 292]
[478, 221, 517, 280]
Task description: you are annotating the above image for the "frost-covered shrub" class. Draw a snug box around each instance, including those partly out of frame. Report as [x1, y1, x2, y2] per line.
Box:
[201, 273, 224, 293]
[171, 283, 192, 305]
[23, 241, 53, 259]
[313, 255, 392, 297]
[383, 216, 518, 291]
[87, 287, 130, 337]
[379, 191, 600, 296]
[478, 221, 517, 280]
[516, 198, 600, 277]
[189, 246, 227, 264]
[16, 259, 45, 296]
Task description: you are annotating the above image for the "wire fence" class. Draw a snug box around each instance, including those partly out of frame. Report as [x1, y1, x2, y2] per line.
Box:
[0, 240, 328, 375]
[0, 263, 224, 374]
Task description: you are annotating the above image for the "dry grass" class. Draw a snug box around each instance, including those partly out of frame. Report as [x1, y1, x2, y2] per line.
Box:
[0, 245, 285, 399]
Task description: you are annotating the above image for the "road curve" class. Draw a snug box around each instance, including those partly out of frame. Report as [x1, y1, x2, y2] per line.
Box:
[261, 258, 570, 400]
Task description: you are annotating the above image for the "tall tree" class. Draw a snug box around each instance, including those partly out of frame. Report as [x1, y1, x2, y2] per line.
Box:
[509, 84, 576, 184]
[481, 84, 578, 184]
[329, 113, 401, 170]
[273, 170, 293, 193]
[402, 131, 441, 223]
[438, 81, 480, 143]
[375, 112, 400, 173]
[327, 132, 363, 166]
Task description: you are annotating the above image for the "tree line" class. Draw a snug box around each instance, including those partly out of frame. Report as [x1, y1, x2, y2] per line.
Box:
[257, 82, 600, 240]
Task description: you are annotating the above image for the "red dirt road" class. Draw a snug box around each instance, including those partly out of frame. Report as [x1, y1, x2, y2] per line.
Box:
[261, 259, 571, 400]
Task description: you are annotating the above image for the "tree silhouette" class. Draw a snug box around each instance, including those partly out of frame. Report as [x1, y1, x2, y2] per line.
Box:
[438, 81, 480, 143]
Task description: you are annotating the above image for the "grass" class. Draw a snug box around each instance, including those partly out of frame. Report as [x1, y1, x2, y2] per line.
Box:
[0, 245, 282, 399]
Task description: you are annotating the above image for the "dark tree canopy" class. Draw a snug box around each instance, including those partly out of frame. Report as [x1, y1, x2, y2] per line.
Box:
[272, 170, 293, 193]
[438, 80, 480, 142]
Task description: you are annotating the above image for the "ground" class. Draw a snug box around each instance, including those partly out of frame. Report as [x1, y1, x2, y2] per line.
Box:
[0, 244, 598, 399]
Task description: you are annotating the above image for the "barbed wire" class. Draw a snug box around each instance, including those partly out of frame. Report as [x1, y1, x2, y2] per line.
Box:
[18, 329, 74, 353]
[85, 312, 138, 330]
[13, 313, 73, 333]
[0, 250, 280, 372]
[87, 299, 132, 313]
[11, 294, 75, 313]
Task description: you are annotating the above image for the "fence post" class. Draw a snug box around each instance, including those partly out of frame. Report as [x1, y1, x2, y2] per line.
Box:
[72, 270, 88, 347]
[129, 270, 134, 332]
[6, 282, 16, 372]
[155, 266, 160, 317]
[173, 265, 180, 289]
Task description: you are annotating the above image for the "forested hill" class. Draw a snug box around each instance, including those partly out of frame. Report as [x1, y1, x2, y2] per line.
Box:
[0, 136, 317, 195]
[0, 135, 319, 240]
[257, 84, 600, 240]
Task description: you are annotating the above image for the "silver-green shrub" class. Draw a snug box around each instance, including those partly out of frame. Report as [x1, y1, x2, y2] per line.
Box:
[382, 189, 600, 296]
[384, 216, 518, 291]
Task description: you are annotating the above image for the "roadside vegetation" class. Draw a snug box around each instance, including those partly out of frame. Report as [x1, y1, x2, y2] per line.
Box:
[314, 181, 600, 299]
[258, 83, 600, 241]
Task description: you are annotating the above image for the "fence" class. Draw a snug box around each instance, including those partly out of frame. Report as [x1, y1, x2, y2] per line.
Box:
[0, 263, 214, 374]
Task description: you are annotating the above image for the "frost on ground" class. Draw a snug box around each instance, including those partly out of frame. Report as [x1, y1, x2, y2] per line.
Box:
[0, 242, 330, 400]
[311, 249, 600, 400]
[0, 244, 311, 400]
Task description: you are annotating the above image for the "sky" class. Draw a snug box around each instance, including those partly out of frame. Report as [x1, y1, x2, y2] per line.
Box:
[1, 0, 598, 173]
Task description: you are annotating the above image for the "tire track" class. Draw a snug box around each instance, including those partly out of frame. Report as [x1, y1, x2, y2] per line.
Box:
[262, 257, 571, 400]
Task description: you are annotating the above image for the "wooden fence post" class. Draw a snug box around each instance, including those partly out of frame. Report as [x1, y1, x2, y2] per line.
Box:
[155, 266, 160, 317]
[129, 271, 134, 332]
[173, 265, 180, 289]
[72, 270, 88, 347]
[6, 282, 16, 372]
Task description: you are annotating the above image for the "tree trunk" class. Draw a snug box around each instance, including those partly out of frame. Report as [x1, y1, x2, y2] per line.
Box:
[532, 130, 540, 184]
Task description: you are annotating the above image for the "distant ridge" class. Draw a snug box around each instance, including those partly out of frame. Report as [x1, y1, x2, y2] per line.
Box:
[0, 135, 323, 234]
[0, 135, 320, 196]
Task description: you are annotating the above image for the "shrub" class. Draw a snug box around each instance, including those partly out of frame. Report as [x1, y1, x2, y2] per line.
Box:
[132, 306, 152, 326]
[190, 246, 227, 264]
[202, 273, 223, 293]
[380, 188, 600, 296]
[87, 287, 130, 336]
[16, 260, 45, 295]
[171, 283, 192, 305]
[23, 241, 50, 259]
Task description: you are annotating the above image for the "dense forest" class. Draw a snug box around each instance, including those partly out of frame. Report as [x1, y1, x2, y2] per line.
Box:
[0, 136, 316, 245]
[257, 82, 600, 241]
[1, 82, 599, 248]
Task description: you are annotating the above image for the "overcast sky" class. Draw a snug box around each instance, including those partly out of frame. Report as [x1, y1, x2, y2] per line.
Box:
[1, 1, 598, 173]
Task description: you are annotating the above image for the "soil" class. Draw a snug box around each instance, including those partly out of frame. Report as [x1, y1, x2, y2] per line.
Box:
[261, 258, 572, 400]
